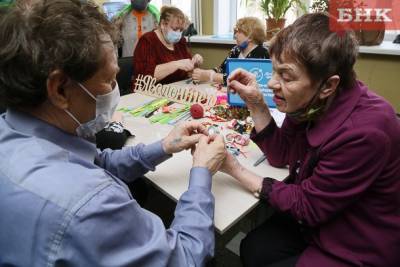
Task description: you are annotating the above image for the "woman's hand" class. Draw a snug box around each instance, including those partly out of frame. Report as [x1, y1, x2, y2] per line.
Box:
[192, 68, 214, 83]
[227, 68, 266, 110]
[191, 54, 203, 67]
[227, 68, 272, 132]
[176, 59, 195, 72]
[220, 151, 241, 177]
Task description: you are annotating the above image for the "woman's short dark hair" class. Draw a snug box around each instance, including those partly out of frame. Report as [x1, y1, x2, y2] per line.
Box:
[0, 0, 118, 109]
[269, 13, 358, 89]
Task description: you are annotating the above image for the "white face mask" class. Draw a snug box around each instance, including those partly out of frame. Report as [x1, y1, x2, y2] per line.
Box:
[65, 81, 120, 141]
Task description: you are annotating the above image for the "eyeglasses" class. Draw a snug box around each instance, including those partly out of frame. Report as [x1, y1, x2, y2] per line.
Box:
[233, 27, 240, 34]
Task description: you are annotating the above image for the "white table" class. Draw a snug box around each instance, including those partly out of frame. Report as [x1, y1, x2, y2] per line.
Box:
[119, 91, 288, 234]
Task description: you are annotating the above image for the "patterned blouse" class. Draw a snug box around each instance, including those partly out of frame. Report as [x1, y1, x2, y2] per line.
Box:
[214, 44, 269, 85]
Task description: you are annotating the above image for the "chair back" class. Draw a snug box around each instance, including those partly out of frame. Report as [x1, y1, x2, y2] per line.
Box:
[117, 56, 134, 96]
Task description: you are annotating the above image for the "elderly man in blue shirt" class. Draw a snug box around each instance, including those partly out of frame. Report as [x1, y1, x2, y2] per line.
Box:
[0, 0, 226, 266]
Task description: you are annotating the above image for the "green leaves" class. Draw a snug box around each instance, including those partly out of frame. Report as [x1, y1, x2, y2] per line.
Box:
[259, 0, 307, 19]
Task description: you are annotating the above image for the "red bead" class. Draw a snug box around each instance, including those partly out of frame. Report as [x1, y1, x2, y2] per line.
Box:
[190, 104, 204, 119]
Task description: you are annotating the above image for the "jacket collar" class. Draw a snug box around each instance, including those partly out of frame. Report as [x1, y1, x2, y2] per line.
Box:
[4, 109, 97, 163]
[307, 80, 366, 147]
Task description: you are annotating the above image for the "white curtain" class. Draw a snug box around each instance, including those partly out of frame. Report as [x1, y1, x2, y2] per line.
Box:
[193, 0, 203, 35]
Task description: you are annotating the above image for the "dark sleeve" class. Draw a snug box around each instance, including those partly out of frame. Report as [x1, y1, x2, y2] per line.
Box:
[178, 37, 192, 58]
[247, 45, 270, 59]
[250, 118, 305, 167]
[266, 128, 391, 227]
[216, 46, 240, 85]
[132, 34, 158, 83]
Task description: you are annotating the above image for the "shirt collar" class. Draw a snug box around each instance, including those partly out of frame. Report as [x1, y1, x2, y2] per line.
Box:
[4, 109, 97, 162]
[307, 80, 366, 147]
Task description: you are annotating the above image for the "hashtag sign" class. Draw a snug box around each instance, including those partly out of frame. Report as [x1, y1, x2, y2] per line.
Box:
[134, 74, 145, 92]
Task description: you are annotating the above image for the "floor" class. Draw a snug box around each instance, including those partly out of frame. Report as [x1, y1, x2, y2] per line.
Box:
[140, 180, 274, 267]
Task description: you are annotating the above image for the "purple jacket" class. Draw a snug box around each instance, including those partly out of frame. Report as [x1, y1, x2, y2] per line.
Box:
[251, 81, 400, 267]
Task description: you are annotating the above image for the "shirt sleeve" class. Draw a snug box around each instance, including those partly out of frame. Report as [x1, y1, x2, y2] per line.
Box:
[95, 140, 171, 183]
[57, 167, 214, 267]
[178, 37, 192, 59]
[217, 46, 240, 85]
[133, 35, 158, 78]
[250, 118, 305, 167]
[264, 128, 391, 227]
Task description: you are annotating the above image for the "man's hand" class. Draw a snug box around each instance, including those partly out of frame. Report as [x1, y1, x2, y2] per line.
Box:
[162, 121, 208, 154]
[192, 134, 226, 175]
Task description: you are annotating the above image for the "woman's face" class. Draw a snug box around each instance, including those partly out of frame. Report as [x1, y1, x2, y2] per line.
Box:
[162, 17, 184, 33]
[267, 56, 318, 114]
[233, 26, 248, 45]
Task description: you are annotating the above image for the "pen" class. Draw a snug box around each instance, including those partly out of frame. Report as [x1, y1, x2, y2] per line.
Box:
[253, 154, 267, 167]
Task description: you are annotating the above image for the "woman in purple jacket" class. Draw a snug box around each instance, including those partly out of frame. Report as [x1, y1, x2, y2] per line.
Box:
[224, 13, 400, 267]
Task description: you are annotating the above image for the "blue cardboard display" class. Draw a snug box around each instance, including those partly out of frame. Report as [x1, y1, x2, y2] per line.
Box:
[226, 58, 275, 108]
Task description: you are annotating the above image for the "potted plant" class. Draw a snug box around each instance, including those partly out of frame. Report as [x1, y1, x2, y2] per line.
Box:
[259, 0, 307, 40]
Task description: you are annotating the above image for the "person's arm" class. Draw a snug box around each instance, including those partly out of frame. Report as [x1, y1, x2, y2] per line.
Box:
[192, 68, 224, 84]
[250, 117, 303, 167]
[133, 36, 158, 78]
[132, 34, 193, 82]
[227, 69, 298, 167]
[95, 140, 171, 183]
[264, 128, 390, 227]
[154, 38, 194, 81]
[227, 68, 272, 132]
[59, 133, 226, 267]
[223, 128, 390, 228]
[154, 59, 193, 81]
[220, 152, 263, 195]
[57, 171, 215, 267]
[217, 47, 240, 86]
[96, 121, 209, 183]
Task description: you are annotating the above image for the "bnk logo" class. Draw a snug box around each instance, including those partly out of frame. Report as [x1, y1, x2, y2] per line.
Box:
[329, 0, 400, 31]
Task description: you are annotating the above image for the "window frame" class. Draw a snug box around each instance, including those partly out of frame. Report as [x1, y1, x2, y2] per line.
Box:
[213, 0, 311, 36]
[154, 0, 197, 31]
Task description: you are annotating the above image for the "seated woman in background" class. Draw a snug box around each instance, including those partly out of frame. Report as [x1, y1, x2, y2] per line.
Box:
[191, 17, 269, 85]
[224, 13, 400, 267]
[132, 6, 202, 86]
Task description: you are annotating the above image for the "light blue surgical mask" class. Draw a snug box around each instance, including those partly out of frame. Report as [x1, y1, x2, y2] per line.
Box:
[64, 81, 120, 141]
[238, 40, 249, 51]
[165, 29, 182, 44]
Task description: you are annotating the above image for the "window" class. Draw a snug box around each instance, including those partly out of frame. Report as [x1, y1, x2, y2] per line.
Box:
[213, 0, 236, 37]
[214, 0, 309, 36]
[151, 0, 194, 23]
